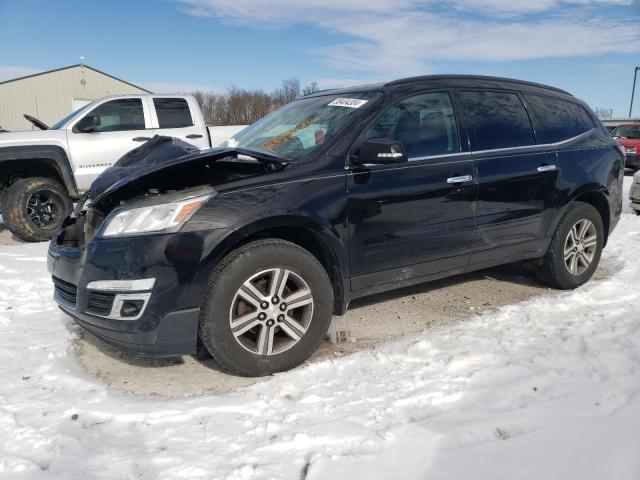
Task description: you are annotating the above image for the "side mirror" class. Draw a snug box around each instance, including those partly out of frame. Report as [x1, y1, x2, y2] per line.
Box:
[75, 114, 101, 133]
[352, 138, 407, 165]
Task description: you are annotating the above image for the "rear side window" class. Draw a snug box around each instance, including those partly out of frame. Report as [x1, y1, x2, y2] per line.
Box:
[365, 92, 460, 158]
[462, 91, 535, 150]
[154, 98, 194, 128]
[524, 94, 594, 143]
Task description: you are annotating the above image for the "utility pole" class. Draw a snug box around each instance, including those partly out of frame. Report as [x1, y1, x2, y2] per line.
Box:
[630, 66, 640, 118]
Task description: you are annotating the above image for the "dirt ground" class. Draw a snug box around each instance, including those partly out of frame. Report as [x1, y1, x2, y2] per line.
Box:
[0, 216, 617, 398]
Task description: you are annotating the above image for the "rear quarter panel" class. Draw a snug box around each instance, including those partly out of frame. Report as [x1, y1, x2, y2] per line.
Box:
[552, 130, 624, 237]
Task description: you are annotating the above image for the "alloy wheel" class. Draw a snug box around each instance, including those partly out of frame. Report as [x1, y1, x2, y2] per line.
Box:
[229, 268, 314, 355]
[26, 190, 63, 228]
[564, 219, 597, 275]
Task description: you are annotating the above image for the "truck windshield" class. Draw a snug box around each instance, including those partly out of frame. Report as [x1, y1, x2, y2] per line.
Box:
[226, 92, 381, 161]
[49, 103, 96, 130]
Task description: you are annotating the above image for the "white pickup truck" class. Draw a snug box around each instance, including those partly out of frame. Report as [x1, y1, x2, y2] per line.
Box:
[0, 94, 246, 241]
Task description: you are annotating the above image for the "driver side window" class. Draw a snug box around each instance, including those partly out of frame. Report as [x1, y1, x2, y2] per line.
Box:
[365, 92, 459, 159]
[88, 99, 145, 132]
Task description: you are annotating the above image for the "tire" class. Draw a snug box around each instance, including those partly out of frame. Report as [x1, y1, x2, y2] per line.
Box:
[198, 239, 333, 376]
[536, 202, 604, 289]
[2, 177, 72, 242]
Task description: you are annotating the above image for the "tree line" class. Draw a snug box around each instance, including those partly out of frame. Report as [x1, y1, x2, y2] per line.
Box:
[192, 78, 320, 126]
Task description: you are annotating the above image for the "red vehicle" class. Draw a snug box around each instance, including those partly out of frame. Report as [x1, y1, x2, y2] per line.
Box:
[611, 122, 640, 171]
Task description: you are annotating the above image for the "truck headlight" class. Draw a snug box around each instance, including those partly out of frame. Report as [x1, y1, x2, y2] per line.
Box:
[100, 193, 211, 237]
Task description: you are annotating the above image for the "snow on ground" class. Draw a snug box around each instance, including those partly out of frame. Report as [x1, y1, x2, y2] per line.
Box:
[1, 179, 639, 480]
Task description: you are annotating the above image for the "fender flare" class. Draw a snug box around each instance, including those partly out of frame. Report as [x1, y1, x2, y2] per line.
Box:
[0, 145, 79, 198]
[548, 183, 612, 240]
[191, 214, 350, 315]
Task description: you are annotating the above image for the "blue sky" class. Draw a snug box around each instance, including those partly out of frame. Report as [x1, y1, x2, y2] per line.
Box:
[1, 0, 639, 116]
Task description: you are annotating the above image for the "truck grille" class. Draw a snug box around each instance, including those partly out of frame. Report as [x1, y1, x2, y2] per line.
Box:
[52, 276, 77, 309]
[86, 291, 115, 316]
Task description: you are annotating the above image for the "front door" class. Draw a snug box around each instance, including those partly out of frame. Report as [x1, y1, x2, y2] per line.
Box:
[347, 91, 478, 293]
[67, 97, 153, 191]
[460, 90, 557, 263]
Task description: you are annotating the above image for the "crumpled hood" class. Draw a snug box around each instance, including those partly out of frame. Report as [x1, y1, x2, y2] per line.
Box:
[89, 135, 287, 211]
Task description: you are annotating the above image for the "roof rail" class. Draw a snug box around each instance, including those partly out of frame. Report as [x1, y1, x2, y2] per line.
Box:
[385, 75, 572, 96]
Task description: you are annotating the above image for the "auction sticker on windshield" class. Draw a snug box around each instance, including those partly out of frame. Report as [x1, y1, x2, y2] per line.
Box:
[328, 98, 368, 108]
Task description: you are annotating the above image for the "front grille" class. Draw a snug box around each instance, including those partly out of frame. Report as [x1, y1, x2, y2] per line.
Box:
[52, 276, 77, 309]
[86, 291, 115, 316]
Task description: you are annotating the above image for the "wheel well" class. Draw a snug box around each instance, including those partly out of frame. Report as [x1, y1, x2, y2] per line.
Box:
[574, 191, 610, 242]
[232, 226, 346, 315]
[0, 159, 68, 194]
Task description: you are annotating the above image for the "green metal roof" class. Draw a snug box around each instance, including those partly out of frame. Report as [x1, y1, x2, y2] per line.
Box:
[0, 64, 152, 93]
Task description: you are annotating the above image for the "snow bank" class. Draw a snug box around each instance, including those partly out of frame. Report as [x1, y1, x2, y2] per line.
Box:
[0, 180, 638, 480]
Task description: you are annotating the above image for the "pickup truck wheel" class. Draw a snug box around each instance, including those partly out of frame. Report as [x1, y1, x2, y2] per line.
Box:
[198, 239, 333, 377]
[536, 202, 604, 289]
[2, 177, 72, 242]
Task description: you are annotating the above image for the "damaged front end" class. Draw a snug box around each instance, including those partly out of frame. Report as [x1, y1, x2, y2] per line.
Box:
[47, 136, 288, 356]
[55, 135, 287, 248]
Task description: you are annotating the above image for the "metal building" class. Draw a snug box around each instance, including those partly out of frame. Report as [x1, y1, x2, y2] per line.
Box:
[0, 64, 150, 132]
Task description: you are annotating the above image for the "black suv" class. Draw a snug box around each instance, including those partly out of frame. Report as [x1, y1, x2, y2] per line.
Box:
[48, 75, 624, 376]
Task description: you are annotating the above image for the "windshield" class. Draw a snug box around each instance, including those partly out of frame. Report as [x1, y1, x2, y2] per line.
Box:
[611, 125, 640, 139]
[49, 102, 97, 130]
[226, 92, 382, 161]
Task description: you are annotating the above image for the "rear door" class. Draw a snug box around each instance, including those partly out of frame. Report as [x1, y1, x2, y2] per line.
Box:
[347, 91, 478, 293]
[150, 97, 209, 149]
[460, 90, 557, 262]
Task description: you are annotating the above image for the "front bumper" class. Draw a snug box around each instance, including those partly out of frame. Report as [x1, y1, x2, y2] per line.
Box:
[48, 228, 231, 356]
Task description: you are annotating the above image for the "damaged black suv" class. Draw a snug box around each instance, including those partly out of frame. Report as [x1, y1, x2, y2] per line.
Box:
[48, 75, 624, 376]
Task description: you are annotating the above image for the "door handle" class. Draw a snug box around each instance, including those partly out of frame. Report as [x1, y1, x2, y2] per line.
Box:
[132, 136, 151, 142]
[186, 134, 203, 139]
[537, 164, 556, 172]
[447, 175, 473, 184]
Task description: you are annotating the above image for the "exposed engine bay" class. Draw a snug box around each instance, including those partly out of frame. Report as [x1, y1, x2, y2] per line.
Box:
[55, 135, 287, 248]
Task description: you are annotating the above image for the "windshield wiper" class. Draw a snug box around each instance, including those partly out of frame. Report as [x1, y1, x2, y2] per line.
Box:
[222, 146, 289, 171]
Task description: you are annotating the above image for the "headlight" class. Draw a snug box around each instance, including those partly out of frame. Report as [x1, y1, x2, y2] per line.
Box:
[100, 193, 211, 237]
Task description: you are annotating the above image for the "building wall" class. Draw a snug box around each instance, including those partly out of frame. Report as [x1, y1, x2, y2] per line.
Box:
[0, 66, 148, 131]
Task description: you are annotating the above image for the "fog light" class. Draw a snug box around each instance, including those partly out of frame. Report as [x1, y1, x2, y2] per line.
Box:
[120, 300, 145, 317]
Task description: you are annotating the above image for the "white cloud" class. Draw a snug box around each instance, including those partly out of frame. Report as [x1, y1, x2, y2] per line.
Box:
[138, 81, 220, 93]
[0, 66, 41, 82]
[177, 0, 640, 75]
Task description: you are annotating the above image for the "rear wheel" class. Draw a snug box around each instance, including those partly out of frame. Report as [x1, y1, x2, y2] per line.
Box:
[198, 239, 333, 376]
[2, 177, 72, 242]
[536, 202, 604, 289]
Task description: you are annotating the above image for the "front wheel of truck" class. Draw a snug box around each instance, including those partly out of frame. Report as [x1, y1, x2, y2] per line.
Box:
[2, 177, 72, 242]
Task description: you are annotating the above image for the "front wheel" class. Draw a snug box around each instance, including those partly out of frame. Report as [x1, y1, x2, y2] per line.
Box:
[198, 239, 333, 376]
[536, 202, 604, 289]
[2, 177, 72, 242]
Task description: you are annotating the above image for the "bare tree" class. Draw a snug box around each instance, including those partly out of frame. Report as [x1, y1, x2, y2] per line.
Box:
[302, 81, 320, 96]
[192, 77, 323, 125]
[595, 107, 613, 119]
[272, 78, 301, 108]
